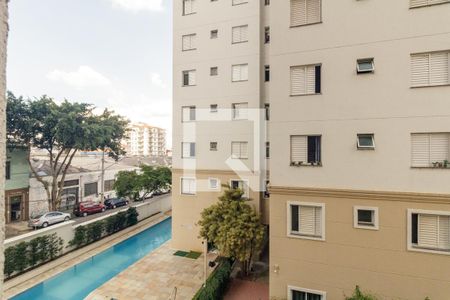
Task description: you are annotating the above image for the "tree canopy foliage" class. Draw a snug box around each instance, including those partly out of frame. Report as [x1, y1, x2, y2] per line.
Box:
[6, 92, 129, 210]
[114, 166, 171, 201]
[198, 186, 265, 275]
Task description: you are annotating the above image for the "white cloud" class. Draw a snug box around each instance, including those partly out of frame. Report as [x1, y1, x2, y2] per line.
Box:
[150, 72, 167, 89]
[47, 66, 111, 88]
[109, 0, 164, 12]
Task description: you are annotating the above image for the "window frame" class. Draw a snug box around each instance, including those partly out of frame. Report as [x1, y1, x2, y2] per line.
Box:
[356, 58, 375, 74]
[264, 26, 270, 44]
[410, 0, 450, 9]
[290, 64, 322, 96]
[353, 206, 379, 230]
[232, 0, 249, 6]
[231, 141, 249, 159]
[210, 141, 218, 151]
[290, 0, 323, 28]
[232, 102, 249, 120]
[290, 135, 322, 166]
[357, 133, 375, 150]
[210, 104, 218, 113]
[182, 69, 196, 87]
[231, 25, 249, 44]
[182, 0, 196, 16]
[180, 177, 196, 195]
[288, 286, 326, 300]
[210, 29, 218, 39]
[84, 182, 98, 197]
[410, 50, 450, 88]
[181, 142, 196, 158]
[265, 65, 270, 82]
[5, 161, 10, 180]
[407, 208, 450, 255]
[182, 33, 197, 51]
[182, 106, 196, 122]
[230, 179, 250, 198]
[287, 201, 326, 241]
[208, 177, 220, 190]
[210, 67, 218, 76]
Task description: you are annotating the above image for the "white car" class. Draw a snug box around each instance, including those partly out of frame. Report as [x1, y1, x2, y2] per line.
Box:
[28, 211, 71, 228]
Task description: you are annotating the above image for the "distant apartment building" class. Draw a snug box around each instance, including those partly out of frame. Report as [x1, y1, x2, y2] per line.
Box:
[174, 0, 450, 299]
[5, 147, 30, 223]
[124, 123, 167, 157]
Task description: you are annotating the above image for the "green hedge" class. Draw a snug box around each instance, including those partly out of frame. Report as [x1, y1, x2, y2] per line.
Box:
[69, 207, 139, 249]
[4, 233, 63, 278]
[192, 258, 233, 300]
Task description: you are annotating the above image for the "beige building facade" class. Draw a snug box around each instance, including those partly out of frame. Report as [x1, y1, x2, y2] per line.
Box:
[173, 0, 450, 299]
[124, 123, 167, 157]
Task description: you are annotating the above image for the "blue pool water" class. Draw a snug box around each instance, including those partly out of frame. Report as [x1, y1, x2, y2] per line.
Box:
[11, 218, 172, 300]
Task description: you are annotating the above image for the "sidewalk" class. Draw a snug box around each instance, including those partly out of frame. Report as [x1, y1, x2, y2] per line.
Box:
[224, 279, 269, 300]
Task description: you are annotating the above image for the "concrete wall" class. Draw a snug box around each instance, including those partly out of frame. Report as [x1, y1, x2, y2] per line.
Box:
[5, 195, 172, 255]
[0, 0, 9, 290]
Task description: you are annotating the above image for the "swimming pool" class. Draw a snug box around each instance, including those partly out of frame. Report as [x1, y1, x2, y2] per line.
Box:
[11, 217, 172, 300]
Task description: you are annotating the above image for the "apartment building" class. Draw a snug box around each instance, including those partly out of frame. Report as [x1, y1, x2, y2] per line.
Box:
[173, 0, 450, 299]
[269, 0, 450, 299]
[124, 123, 167, 157]
[172, 0, 269, 252]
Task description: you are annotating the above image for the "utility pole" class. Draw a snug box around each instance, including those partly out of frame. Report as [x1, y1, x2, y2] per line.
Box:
[100, 149, 105, 200]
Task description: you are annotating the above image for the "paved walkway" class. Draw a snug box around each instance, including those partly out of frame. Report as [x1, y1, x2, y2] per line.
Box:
[86, 243, 217, 300]
[224, 279, 269, 300]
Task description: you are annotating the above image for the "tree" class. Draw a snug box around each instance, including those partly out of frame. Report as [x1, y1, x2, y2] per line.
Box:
[113, 170, 142, 201]
[114, 166, 171, 201]
[6, 92, 129, 210]
[198, 186, 265, 276]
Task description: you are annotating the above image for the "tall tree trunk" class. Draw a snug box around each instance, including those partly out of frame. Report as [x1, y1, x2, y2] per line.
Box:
[0, 0, 9, 294]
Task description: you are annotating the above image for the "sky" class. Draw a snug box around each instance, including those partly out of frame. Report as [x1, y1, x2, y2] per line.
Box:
[7, 0, 173, 147]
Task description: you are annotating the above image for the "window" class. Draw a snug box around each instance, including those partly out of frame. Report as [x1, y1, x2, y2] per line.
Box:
[210, 104, 218, 113]
[5, 161, 10, 180]
[411, 133, 450, 168]
[264, 180, 270, 198]
[230, 179, 249, 198]
[183, 0, 196, 15]
[265, 65, 270, 82]
[265, 0, 270, 5]
[182, 142, 196, 158]
[104, 179, 115, 192]
[265, 104, 270, 121]
[354, 206, 379, 230]
[231, 142, 248, 159]
[410, 0, 450, 8]
[181, 178, 196, 195]
[288, 202, 325, 240]
[182, 106, 196, 122]
[290, 0, 322, 27]
[411, 51, 450, 87]
[210, 142, 218, 151]
[264, 26, 270, 44]
[208, 178, 220, 190]
[290, 135, 321, 165]
[182, 70, 196, 86]
[210, 29, 218, 39]
[210, 67, 218, 76]
[357, 134, 375, 150]
[84, 182, 98, 197]
[266, 142, 270, 158]
[232, 0, 248, 5]
[182, 34, 196, 51]
[356, 58, 375, 74]
[290, 64, 321, 95]
[232, 64, 249, 82]
[232, 102, 248, 120]
[63, 180, 79, 187]
[232, 25, 248, 44]
[409, 209, 450, 253]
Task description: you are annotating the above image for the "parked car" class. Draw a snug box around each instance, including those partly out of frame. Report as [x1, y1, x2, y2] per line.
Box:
[153, 187, 171, 196]
[104, 197, 129, 209]
[28, 211, 71, 228]
[73, 202, 105, 217]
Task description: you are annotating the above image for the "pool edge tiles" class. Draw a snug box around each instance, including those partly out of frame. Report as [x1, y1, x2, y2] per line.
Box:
[10, 217, 172, 300]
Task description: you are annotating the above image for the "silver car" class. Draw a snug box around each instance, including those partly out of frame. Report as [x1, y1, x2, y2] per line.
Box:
[28, 211, 71, 228]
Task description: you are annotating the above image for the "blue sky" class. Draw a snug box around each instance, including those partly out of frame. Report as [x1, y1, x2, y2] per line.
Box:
[7, 0, 173, 147]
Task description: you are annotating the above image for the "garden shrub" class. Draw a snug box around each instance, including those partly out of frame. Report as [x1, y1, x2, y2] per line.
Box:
[345, 286, 378, 300]
[4, 233, 64, 278]
[69, 224, 87, 248]
[192, 258, 233, 300]
[126, 207, 139, 226]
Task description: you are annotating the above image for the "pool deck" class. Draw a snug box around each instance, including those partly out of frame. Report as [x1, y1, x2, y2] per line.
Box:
[86, 243, 218, 300]
[3, 212, 172, 299]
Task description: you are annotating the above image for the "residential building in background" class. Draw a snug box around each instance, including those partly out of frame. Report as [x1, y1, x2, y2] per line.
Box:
[173, 0, 450, 299]
[5, 147, 29, 224]
[172, 0, 269, 252]
[124, 123, 167, 157]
